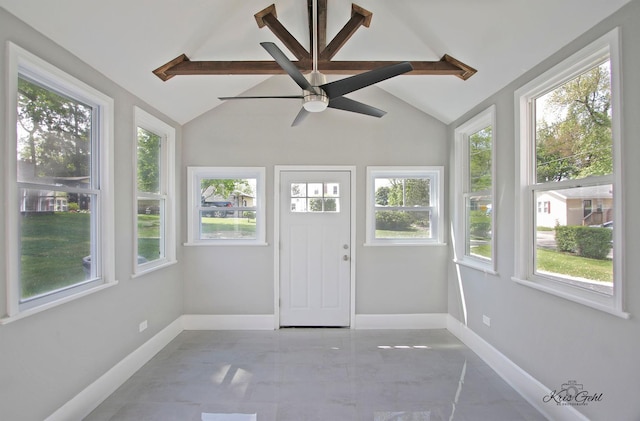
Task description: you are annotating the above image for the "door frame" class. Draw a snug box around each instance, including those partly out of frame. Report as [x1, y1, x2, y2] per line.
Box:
[274, 165, 357, 329]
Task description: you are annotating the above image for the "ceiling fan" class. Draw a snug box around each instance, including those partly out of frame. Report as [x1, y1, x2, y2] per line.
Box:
[219, 42, 412, 126]
[153, 1, 476, 126]
[218, 1, 412, 126]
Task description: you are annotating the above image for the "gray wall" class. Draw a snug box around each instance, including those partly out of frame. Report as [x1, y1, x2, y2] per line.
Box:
[182, 77, 449, 316]
[3, 1, 639, 419]
[0, 8, 184, 421]
[447, 1, 640, 419]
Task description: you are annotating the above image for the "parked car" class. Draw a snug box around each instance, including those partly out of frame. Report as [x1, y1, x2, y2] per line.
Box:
[202, 201, 233, 217]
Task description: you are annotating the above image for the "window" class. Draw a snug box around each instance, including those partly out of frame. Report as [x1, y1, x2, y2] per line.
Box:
[366, 167, 444, 245]
[134, 107, 176, 275]
[3, 43, 115, 320]
[186, 167, 266, 245]
[514, 29, 626, 317]
[454, 106, 496, 272]
[290, 182, 340, 212]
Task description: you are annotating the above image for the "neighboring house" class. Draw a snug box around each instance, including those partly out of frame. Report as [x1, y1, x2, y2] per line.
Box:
[18, 160, 90, 212]
[232, 190, 255, 208]
[536, 184, 613, 228]
[201, 186, 255, 208]
[20, 189, 68, 212]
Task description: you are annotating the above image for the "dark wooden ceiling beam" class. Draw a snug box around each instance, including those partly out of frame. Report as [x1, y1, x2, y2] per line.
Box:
[320, 4, 372, 61]
[159, 57, 476, 78]
[153, 3, 477, 81]
[153, 54, 190, 81]
[254, 4, 310, 60]
[317, 58, 474, 76]
[442, 54, 477, 80]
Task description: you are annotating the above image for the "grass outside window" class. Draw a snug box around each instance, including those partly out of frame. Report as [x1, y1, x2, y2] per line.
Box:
[20, 213, 90, 299]
[199, 215, 257, 240]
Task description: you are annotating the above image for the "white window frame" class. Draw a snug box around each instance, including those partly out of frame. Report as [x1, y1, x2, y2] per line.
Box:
[454, 105, 497, 273]
[2, 43, 116, 323]
[365, 166, 444, 246]
[133, 107, 176, 276]
[185, 167, 266, 246]
[513, 28, 628, 318]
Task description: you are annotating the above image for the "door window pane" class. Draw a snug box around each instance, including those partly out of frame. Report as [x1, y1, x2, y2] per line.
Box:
[290, 182, 340, 213]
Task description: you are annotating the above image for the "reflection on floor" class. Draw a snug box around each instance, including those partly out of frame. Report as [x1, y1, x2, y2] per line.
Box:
[85, 329, 545, 421]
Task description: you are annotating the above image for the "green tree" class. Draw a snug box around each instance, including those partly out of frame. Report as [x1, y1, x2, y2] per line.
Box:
[387, 179, 429, 206]
[469, 127, 492, 191]
[137, 128, 160, 193]
[536, 62, 612, 182]
[17, 77, 92, 180]
[201, 179, 251, 203]
[375, 186, 390, 205]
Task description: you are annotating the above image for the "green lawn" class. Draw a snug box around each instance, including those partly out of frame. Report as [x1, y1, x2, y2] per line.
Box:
[376, 225, 430, 239]
[137, 214, 161, 260]
[536, 248, 612, 282]
[20, 213, 612, 300]
[201, 216, 256, 239]
[20, 212, 90, 299]
[470, 244, 492, 258]
[137, 214, 160, 237]
[471, 244, 612, 283]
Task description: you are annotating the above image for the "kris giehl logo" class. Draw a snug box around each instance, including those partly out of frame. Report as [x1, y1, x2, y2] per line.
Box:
[543, 380, 604, 406]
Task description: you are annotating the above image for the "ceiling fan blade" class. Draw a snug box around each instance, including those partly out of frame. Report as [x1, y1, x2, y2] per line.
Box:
[320, 61, 413, 99]
[260, 42, 316, 92]
[328, 96, 386, 118]
[291, 108, 310, 126]
[218, 95, 303, 100]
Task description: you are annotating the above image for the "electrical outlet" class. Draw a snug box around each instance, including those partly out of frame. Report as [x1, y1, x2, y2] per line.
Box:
[139, 320, 148, 332]
[483, 315, 491, 327]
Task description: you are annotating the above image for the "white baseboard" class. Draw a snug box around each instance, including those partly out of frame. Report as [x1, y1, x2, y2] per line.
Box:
[355, 313, 448, 329]
[446, 315, 588, 421]
[46, 316, 184, 421]
[182, 314, 276, 330]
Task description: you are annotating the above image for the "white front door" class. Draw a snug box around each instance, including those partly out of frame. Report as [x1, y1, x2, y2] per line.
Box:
[279, 170, 351, 327]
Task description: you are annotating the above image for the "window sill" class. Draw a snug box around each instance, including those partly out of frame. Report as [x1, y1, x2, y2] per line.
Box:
[132, 260, 178, 279]
[0, 280, 119, 325]
[453, 258, 498, 276]
[511, 276, 630, 319]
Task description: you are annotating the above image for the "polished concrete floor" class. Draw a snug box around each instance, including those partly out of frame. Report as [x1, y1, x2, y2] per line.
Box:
[85, 329, 545, 421]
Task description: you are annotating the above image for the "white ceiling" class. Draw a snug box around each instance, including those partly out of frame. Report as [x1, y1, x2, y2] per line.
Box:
[0, 0, 631, 125]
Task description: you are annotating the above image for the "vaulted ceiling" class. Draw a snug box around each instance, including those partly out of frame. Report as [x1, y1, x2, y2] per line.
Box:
[0, 0, 631, 125]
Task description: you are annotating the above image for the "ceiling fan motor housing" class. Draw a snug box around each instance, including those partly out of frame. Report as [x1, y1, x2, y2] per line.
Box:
[303, 71, 329, 112]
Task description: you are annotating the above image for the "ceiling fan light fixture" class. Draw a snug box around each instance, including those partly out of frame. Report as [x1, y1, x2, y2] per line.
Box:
[302, 70, 329, 112]
[303, 91, 329, 112]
